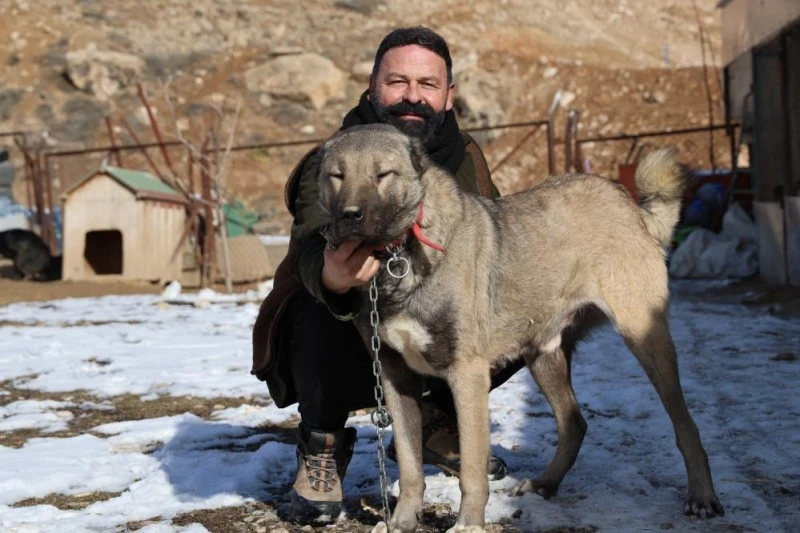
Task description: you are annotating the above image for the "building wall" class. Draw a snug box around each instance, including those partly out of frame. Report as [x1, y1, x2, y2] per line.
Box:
[752, 39, 791, 202]
[787, 26, 800, 197]
[722, 0, 800, 65]
[135, 199, 185, 281]
[63, 176, 136, 281]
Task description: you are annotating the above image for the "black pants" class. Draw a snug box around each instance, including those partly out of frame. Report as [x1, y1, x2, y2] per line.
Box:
[286, 290, 524, 433]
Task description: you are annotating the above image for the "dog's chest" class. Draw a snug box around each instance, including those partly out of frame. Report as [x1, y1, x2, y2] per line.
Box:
[379, 314, 439, 375]
[379, 309, 456, 375]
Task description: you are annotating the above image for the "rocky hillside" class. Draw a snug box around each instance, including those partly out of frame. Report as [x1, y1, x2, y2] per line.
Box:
[0, 0, 728, 233]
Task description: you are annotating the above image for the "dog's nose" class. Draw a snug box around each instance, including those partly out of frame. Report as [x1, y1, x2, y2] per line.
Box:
[342, 206, 363, 221]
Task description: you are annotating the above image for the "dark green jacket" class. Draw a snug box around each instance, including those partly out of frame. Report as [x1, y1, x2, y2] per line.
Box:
[251, 132, 499, 406]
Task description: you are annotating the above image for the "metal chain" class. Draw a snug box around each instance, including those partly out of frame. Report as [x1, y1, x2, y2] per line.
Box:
[369, 275, 393, 525]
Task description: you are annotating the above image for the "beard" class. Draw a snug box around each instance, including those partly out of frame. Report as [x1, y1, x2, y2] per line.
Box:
[370, 93, 445, 143]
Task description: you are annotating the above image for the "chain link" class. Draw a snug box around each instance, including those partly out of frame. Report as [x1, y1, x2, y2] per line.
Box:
[369, 275, 393, 525]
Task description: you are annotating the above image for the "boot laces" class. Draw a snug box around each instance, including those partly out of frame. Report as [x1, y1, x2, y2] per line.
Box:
[303, 451, 338, 492]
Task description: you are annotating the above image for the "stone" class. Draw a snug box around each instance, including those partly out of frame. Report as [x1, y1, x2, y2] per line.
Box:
[350, 60, 373, 82]
[64, 44, 145, 100]
[334, 0, 381, 15]
[244, 53, 346, 110]
[453, 66, 506, 143]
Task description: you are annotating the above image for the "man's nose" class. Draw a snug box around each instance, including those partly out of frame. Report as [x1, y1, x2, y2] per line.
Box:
[403, 83, 421, 104]
[342, 205, 363, 221]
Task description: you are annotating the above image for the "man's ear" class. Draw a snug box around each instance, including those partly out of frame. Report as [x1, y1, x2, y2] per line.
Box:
[407, 136, 428, 176]
[445, 82, 455, 112]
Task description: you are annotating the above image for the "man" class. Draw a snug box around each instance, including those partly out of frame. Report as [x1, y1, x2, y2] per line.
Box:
[251, 26, 523, 523]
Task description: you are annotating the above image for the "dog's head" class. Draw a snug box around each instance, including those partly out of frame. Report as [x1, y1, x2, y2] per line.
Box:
[317, 124, 427, 248]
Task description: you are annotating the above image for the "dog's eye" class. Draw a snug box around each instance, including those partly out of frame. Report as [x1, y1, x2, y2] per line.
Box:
[329, 172, 344, 180]
[377, 170, 394, 180]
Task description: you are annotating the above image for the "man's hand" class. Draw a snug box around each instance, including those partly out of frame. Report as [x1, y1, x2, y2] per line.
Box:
[321, 240, 381, 294]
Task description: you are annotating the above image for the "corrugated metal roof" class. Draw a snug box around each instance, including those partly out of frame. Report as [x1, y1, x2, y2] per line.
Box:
[62, 165, 188, 205]
[103, 166, 180, 196]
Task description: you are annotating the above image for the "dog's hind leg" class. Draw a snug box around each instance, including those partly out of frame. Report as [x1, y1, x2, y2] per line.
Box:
[514, 345, 587, 499]
[616, 307, 724, 518]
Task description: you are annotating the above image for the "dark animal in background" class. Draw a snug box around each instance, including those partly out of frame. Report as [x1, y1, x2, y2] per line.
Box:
[0, 229, 61, 281]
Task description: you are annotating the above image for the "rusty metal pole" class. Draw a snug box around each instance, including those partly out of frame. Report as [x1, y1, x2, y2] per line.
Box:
[565, 109, 577, 173]
[199, 152, 216, 288]
[42, 154, 58, 254]
[24, 159, 35, 231]
[37, 152, 57, 254]
[105, 116, 123, 167]
[29, 155, 47, 246]
[546, 92, 562, 175]
[16, 136, 46, 240]
[187, 147, 195, 195]
[137, 82, 178, 177]
[572, 111, 584, 172]
[118, 115, 165, 178]
[489, 126, 543, 175]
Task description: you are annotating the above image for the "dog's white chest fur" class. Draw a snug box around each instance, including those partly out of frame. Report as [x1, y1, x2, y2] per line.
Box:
[380, 314, 437, 375]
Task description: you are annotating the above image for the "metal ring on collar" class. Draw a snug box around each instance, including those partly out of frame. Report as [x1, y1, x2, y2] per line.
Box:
[386, 256, 410, 279]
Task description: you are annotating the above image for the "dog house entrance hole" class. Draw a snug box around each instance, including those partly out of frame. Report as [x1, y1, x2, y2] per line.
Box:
[84, 230, 123, 275]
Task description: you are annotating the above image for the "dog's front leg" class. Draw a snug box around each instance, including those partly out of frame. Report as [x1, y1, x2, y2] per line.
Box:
[377, 350, 425, 533]
[447, 358, 491, 532]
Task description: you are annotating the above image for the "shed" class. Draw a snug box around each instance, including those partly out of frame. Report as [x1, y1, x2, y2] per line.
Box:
[61, 166, 188, 282]
[720, 0, 800, 285]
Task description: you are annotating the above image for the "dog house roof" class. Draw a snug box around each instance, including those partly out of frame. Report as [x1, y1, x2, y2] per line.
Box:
[63, 165, 188, 205]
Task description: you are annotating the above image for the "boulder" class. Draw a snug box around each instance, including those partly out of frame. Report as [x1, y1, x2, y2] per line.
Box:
[244, 53, 346, 110]
[64, 44, 146, 100]
[454, 67, 506, 143]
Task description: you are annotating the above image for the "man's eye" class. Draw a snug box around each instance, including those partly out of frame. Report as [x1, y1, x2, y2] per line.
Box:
[377, 170, 394, 180]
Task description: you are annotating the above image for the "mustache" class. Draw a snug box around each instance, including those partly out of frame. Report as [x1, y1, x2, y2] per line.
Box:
[382, 101, 435, 119]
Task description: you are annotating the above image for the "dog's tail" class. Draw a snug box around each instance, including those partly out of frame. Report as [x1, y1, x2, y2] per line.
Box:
[634, 148, 685, 248]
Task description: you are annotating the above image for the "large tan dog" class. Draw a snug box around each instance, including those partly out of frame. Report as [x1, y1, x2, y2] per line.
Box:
[316, 124, 723, 532]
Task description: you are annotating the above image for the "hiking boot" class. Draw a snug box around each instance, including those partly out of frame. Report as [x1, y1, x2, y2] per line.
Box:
[387, 403, 508, 481]
[290, 423, 357, 524]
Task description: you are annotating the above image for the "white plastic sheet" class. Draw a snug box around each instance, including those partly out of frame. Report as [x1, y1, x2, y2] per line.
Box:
[669, 203, 759, 279]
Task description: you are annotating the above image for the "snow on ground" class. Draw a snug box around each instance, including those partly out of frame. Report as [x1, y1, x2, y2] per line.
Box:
[0, 281, 798, 532]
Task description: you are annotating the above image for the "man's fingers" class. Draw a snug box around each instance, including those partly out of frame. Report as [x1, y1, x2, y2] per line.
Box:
[355, 255, 379, 281]
[366, 258, 382, 279]
[333, 239, 362, 258]
[324, 239, 360, 267]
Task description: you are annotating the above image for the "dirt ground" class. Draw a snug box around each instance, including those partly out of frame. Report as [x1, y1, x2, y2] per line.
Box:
[0, 276, 264, 307]
[0, 278, 162, 307]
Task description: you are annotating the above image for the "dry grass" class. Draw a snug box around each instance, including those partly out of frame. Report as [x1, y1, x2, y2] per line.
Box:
[0, 379, 284, 448]
[12, 491, 123, 510]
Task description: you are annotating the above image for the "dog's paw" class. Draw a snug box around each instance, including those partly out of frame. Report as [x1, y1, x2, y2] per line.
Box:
[445, 526, 486, 533]
[371, 520, 416, 533]
[371, 521, 389, 533]
[512, 478, 558, 499]
[684, 494, 724, 519]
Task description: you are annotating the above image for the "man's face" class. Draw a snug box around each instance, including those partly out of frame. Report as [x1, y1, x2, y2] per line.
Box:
[369, 44, 455, 142]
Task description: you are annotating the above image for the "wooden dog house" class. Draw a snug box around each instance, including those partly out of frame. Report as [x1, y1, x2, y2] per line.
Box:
[61, 166, 188, 282]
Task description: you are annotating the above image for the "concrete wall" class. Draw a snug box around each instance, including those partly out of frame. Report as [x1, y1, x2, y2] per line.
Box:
[787, 197, 800, 287]
[722, 0, 800, 65]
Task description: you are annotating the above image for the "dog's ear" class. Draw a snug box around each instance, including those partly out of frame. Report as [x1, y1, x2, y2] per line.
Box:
[407, 136, 429, 176]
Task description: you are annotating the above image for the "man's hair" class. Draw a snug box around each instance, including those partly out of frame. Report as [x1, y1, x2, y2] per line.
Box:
[371, 26, 453, 83]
